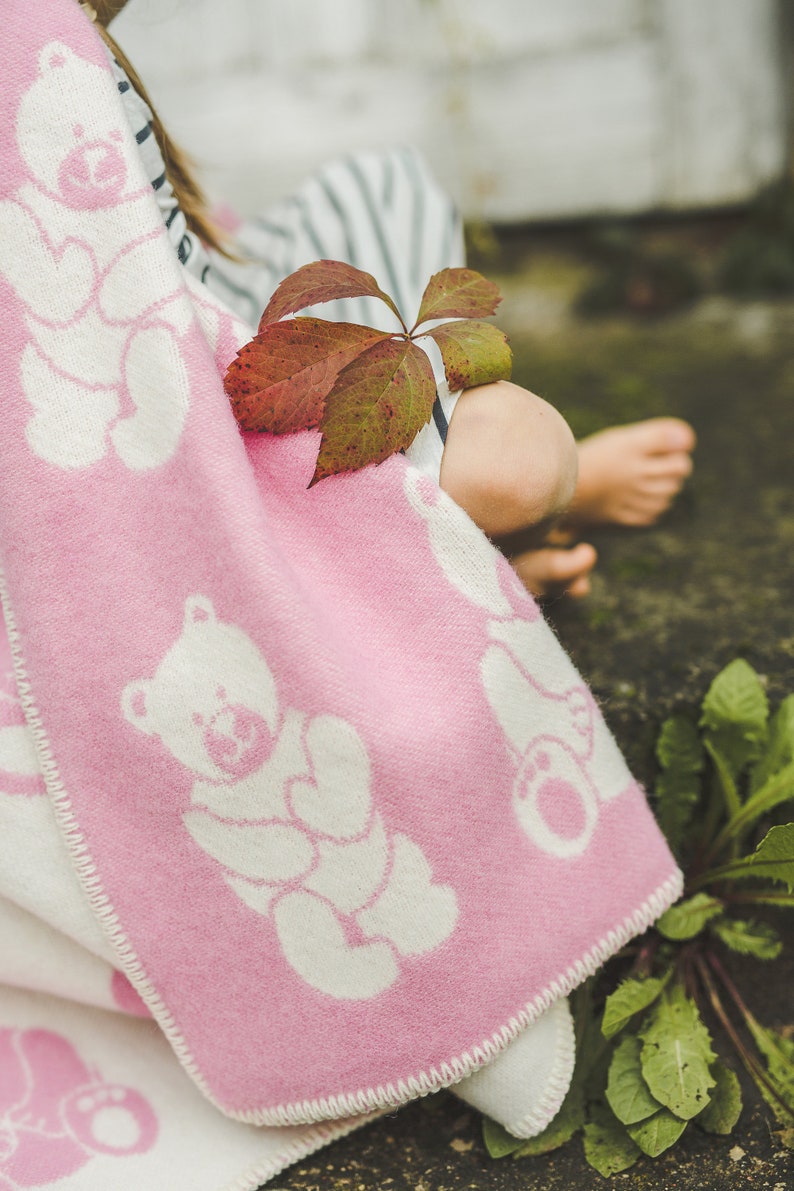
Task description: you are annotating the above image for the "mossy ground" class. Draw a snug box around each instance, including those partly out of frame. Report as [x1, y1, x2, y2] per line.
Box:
[266, 217, 794, 1191]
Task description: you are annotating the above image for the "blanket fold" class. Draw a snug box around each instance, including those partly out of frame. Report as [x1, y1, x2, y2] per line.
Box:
[0, 1, 681, 1183]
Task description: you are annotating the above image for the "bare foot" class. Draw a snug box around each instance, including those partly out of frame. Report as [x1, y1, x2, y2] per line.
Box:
[511, 542, 598, 600]
[567, 418, 695, 528]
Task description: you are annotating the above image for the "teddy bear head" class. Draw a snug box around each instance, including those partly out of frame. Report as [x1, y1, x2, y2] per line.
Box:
[16, 42, 131, 210]
[122, 596, 280, 784]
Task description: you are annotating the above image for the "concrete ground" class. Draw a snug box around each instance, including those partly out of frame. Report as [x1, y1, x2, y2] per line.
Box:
[265, 214, 794, 1190]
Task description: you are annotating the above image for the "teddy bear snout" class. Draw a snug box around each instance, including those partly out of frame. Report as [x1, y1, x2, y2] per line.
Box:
[57, 140, 126, 209]
[203, 704, 275, 780]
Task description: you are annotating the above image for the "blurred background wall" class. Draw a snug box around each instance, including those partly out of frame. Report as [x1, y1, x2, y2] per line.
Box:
[112, 0, 789, 223]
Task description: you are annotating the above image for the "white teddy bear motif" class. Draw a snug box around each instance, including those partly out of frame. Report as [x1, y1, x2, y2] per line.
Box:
[404, 468, 633, 859]
[121, 595, 458, 1001]
[0, 42, 192, 471]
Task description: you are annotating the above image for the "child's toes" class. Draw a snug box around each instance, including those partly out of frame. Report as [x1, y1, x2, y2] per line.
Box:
[511, 542, 598, 600]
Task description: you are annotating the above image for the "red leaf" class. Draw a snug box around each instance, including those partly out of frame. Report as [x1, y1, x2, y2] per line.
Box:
[423, 319, 512, 391]
[412, 267, 502, 329]
[224, 318, 391, 433]
[311, 339, 437, 484]
[259, 260, 405, 330]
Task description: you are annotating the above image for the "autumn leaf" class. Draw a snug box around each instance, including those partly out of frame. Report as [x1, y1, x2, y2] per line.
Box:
[259, 260, 405, 329]
[412, 267, 502, 329]
[225, 318, 390, 433]
[312, 338, 436, 484]
[422, 319, 512, 391]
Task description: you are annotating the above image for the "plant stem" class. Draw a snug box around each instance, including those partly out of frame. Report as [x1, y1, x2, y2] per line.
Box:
[702, 953, 794, 1124]
[702, 761, 794, 867]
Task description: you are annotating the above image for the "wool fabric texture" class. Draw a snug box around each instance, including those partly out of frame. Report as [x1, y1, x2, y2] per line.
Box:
[0, 1, 682, 1185]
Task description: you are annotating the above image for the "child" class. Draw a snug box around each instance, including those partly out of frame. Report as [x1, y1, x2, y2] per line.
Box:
[86, 0, 695, 600]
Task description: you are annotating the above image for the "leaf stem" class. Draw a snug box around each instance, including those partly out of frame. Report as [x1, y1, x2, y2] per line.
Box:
[701, 953, 794, 1124]
[702, 761, 794, 867]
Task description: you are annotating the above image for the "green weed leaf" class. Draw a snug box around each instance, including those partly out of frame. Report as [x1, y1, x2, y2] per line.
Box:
[706, 823, 794, 890]
[745, 1019, 794, 1125]
[656, 893, 723, 941]
[747, 1024, 794, 1095]
[482, 1117, 525, 1159]
[656, 713, 704, 772]
[582, 1101, 641, 1177]
[423, 319, 512, 391]
[654, 714, 704, 853]
[750, 694, 794, 794]
[626, 1108, 688, 1156]
[259, 259, 404, 329]
[639, 986, 717, 1119]
[697, 1063, 743, 1134]
[413, 267, 502, 329]
[606, 1035, 664, 1124]
[712, 917, 782, 959]
[311, 338, 436, 484]
[601, 974, 669, 1040]
[700, 659, 768, 777]
[511, 1081, 585, 1158]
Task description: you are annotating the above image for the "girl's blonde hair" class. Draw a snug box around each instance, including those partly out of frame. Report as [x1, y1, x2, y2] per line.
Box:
[88, 1, 234, 258]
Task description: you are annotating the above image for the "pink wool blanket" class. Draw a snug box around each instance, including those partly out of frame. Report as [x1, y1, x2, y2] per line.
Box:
[0, 0, 681, 1174]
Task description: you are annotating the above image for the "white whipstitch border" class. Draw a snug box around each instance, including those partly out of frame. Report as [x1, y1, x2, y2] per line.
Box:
[0, 566, 683, 1132]
[507, 999, 576, 1139]
[220, 1112, 384, 1191]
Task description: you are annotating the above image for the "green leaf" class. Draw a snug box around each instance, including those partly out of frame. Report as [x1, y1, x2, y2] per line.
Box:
[639, 986, 717, 1120]
[697, 1063, 743, 1134]
[312, 338, 436, 484]
[712, 917, 782, 959]
[626, 1108, 688, 1156]
[705, 823, 794, 891]
[654, 714, 704, 852]
[705, 764, 794, 858]
[748, 822, 794, 889]
[259, 259, 404, 329]
[601, 975, 669, 1040]
[606, 1035, 664, 1125]
[511, 1081, 585, 1158]
[413, 267, 502, 328]
[656, 893, 723, 941]
[423, 320, 512, 391]
[482, 1116, 525, 1159]
[750, 694, 794, 794]
[704, 739, 742, 821]
[699, 659, 768, 777]
[225, 319, 390, 433]
[582, 1101, 641, 1177]
[656, 714, 704, 773]
[746, 1018, 794, 1125]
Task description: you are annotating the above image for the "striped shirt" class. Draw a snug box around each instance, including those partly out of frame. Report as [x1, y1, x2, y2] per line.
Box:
[111, 56, 464, 480]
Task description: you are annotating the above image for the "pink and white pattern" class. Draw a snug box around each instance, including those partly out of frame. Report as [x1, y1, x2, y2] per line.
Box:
[0, 1027, 156, 1189]
[0, 0, 682, 1156]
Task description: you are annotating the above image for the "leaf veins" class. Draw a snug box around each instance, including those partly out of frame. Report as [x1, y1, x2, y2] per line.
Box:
[413, 267, 502, 328]
[423, 319, 512, 391]
[259, 260, 405, 329]
[224, 318, 390, 433]
[312, 338, 437, 484]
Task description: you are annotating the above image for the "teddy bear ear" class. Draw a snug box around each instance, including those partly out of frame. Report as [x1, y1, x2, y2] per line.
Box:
[183, 595, 216, 628]
[121, 680, 153, 734]
[38, 42, 74, 76]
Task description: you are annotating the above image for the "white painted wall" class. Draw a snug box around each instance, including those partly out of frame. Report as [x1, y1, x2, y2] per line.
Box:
[112, 0, 787, 222]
